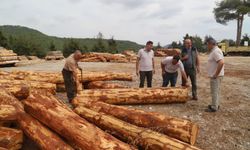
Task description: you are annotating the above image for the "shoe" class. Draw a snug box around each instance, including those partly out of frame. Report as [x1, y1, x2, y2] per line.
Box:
[205, 107, 217, 112]
[208, 105, 220, 110]
[192, 96, 198, 101]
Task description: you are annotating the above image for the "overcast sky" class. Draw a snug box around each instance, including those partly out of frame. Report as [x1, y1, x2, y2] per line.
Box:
[0, 0, 249, 45]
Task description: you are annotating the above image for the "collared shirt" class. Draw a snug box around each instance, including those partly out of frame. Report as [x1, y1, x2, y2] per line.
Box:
[207, 46, 224, 77]
[63, 54, 78, 71]
[162, 56, 184, 73]
[138, 48, 154, 71]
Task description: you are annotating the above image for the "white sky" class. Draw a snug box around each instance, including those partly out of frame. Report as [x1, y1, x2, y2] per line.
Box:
[0, 0, 249, 45]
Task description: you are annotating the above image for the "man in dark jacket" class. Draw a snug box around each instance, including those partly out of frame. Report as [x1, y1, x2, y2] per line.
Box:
[181, 39, 200, 100]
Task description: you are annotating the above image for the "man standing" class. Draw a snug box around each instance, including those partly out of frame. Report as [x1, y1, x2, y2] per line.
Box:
[136, 41, 155, 88]
[206, 38, 224, 112]
[62, 50, 82, 102]
[181, 39, 200, 100]
[161, 55, 188, 87]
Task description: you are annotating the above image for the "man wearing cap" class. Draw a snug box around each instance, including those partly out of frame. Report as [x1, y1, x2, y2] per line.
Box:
[62, 50, 82, 102]
[161, 55, 188, 87]
[136, 41, 155, 88]
[206, 37, 224, 112]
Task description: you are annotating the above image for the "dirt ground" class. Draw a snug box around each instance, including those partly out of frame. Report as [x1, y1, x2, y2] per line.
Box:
[3, 56, 250, 150]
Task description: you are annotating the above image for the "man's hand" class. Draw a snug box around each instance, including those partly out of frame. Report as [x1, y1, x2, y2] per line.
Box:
[162, 71, 165, 76]
[136, 70, 139, 76]
[197, 67, 200, 74]
[78, 67, 82, 71]
[153, 69, 156, 74]
[212, 74, 218, 79]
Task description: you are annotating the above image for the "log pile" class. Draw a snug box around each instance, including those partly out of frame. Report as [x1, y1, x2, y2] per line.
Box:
[0, 105, 17, 122]
[0, 47, 19, 66]
[155, 48, 181, 57]
[72, 100, 198, 145]
[81, 52, 137, 63]
[73, 87, 189, 105]
[45, 51, 64, 60]
[0, 127, 23, 150]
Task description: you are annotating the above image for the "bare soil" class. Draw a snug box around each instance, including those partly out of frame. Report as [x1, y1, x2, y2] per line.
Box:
[3, 56, 250, 150]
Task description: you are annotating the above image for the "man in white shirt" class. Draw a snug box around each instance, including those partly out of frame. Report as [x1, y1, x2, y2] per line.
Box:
[161, 55, 188, 87]
[206, 37, 224, 112]
[136, 41, 155, 88]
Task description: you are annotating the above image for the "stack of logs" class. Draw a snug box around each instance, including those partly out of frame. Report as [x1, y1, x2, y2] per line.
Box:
[155, 48, 181, 57]
[0, 69, 201, 150]
[0, 47, 19, 66]
[80, 51, 137, 63]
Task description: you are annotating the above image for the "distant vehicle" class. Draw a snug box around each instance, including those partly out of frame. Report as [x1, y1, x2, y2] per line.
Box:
[218, 42, 250, 56]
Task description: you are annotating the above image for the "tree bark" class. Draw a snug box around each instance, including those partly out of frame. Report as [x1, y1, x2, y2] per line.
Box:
[0, 127, 23, 150]
[0, 82, 30, 100]
[23, 93, 136, 150]
[73, 100, 198, 145]
[0, 105, 17, 122]
[18, 112, 73, 150]
[74, 87, 189, 104]
[74, 107, 201, 150]
[86, 81, 127, 89]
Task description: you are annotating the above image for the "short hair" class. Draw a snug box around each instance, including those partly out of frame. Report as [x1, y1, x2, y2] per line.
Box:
[146, 41, 153, 45]
[206, 37, 217, 45]
[173, 55, 180, 61]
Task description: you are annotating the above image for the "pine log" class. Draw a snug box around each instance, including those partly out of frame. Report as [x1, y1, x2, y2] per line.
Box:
[73, 100, 198, 145]
[0, 90, 24, 112]
[86, 81, 127, 89]
[18, 112, 73, 150]
[0, 127, 23, 150]
[1, 70, 133, 84]
[74, 107, 201, 150]
[23, 93, 136, 150]
[0, 105, 17, 122]
[0, 79, 56, 95]
[74, 87, 189, 104]
[0, 82, 30, 100]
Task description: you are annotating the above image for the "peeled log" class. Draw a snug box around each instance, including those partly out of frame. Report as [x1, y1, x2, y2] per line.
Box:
[86, 81, 127, 89]
[0, 79, 56, 95]
[74, 107, 201, 150]
[24, 93, 136, 150]
[18, 112, 73, 150]
[1, 70, 132, 84]
[75, 87, 189, 104]
[0, 90, 24, 112]
[0, 105, 17, 122]
[0, 127, 23, 150]
[73, 100, 198, 145]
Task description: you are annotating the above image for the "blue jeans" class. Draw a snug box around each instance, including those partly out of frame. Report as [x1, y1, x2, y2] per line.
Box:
[162, 72, 178, 87]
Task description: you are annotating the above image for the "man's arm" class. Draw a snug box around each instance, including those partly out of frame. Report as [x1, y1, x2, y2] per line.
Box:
[136, 57, 140, 76]
[152, 58, 155, 74]
[161, 62, 166, 76]
[196, 50, 200, 73]
[181, 69, 188, 86]
[213, 59, 224, 78]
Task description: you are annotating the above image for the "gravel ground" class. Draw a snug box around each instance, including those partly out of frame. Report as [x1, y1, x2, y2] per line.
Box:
[3, 56, 250, 150]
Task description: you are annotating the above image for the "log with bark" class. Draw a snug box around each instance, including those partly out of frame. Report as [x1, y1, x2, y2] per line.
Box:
[23, 93, 136, 150]
[0, 105, 17, 122]
[0, 127, 23, 150]
[74, 87, 189, 105]
[86, 81, 127, 89]
[73, 100, 198, 145]
[74, 107, 201, 150]
[18, 112, 73, 150]
[0, 81, 30, 100]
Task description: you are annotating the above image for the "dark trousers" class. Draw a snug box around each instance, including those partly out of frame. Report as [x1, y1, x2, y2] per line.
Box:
[62, 69, 77, 102]
[182, 68, 197, 98]
[139, 71, 152, 88]
[162, 72, 178, 87]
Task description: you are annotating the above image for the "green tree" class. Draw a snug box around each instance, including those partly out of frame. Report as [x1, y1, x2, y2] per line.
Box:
[63, 39, 80, 57]
[214, 0, 250, 46]
[108, 36, 117, 53]
[192, 35, 206, 52]
[92, 32, 106, 52]
[156, 42, 162, 49]
[221, 39, 236, 46]
[240, 34, 250, 46]
[49, 41, 56, 51]
[0, 31, 8, 48]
